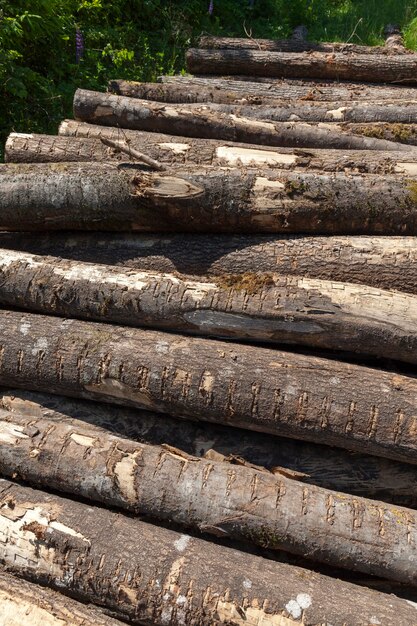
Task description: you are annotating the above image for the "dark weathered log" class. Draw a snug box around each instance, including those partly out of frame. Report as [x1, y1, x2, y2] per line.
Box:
[3, 248, 417, 365]
[2, 479, 417, 625]
[73, 89, 414, 151]
[2, 232, 417, 295]
[186, 48, 417, 84]
[3, 408, 417, 584]
[4, 387, 417, 508]
[198, 32, 409, 54]
[161, 74, 417, 102]
[106, 82, 417, 123]
[1, 310, 417, 463]
[4, 161, 417, 234]
[343, 122, 417, 146]
[0, 570, 123, 626]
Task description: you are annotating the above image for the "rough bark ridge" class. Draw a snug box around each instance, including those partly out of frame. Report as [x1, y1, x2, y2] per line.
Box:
[5, 162, 417, 234]
[3, 387, 417, 508]
[186, 48, 417, 83]
[2, 233, 417, 295]
[105, 83, 417, 123]
[2, 408, 417, 584]
[197, 35, 410, 55]
[73, 89, 413, 151]
[1, 479, 417, 626]
[161, 75, 417, 102]
[3, 248, 417, 365]
[0, 570, 123, 626]
[1, 310, 417, 463]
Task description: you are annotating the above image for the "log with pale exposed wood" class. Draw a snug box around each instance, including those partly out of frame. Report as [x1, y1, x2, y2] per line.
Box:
[73, 89, 414, 151]
[1, 479, 417, 625]
[106, 82, 417, 123]
[3, 248, 417, 364]
[0, 571, 123, 626]
[186, 48, 417, 83]
[1, 309, 417, 463]
[3, 408, 417, 584]
[4, 162, 417, 234]
[2, 233, 417, 295]
[197, 27, 407, 54]
[161, 74, 417, 102]
[4, 387, 417, 507]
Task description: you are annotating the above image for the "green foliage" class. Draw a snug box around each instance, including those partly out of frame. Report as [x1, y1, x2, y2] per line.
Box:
[1, 0, 417, 160]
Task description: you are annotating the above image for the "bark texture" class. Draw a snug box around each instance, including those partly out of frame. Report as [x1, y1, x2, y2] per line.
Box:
[1, 480, 417, 626]
[0, 571, 123, 626]
[105, 83, 417, 123]
[3, 388, 417, 508]
[56, 121, 417, 173]
[186, 48, 417, 83]
[2, 233, 417, 294]
[343, 122, 417, 146]
[197, 35, 410, 55]
[5, 162, 417, 234]
[3, 408, 417, 584]
[4, 248, 417, 364]
[73, 89, 413, 151]
[161, 75, 417, 102]
[1, 310, 417, 463]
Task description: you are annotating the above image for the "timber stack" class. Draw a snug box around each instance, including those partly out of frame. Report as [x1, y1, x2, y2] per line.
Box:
[3, 24, 417, 626]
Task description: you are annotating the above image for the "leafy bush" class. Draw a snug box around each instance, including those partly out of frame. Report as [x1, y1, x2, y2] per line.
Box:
[1, 0, 417, 160]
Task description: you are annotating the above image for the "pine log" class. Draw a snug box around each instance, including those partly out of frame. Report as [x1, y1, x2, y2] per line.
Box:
[5, 162, 417, 234]
[1, 310, 417, 463]
[3, 248, 417, 365]
[109, 79, 417, 120]
[4, 387, 417, 508]
[73, 89, 414, 151]
[197, 34, 409, 55]
[161, 74, 417, 102]
[0, 570, 123, 626]
[2, 479, 417, 625]
[343, 122, 417, 146]
[186, 48, 417, 84]
[3, 409, 417, 584]
[2, 232, 417, 295]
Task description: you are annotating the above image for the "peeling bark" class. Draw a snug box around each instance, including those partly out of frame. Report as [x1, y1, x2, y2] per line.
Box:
[106, 82, 417, 123]
[0, 570, 123, 625]
[4, 162, 417, 234]
[73, 89, 413, 151]
[3, 388, 417, 508]
[2, 408, 417, 583]
[186, 48, 417, 84]
[0, 310, 417, 463]
[161, 75, 417, 102]
[3, 248, 417, 364]
[2, 232, 417, 295]
[0, 478, 417, 625]
[197, 35, 410, 55]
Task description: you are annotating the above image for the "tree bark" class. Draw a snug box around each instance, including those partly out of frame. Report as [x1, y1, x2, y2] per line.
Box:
[1, 479, 416, 625]
[4, 387, 417, 508]
[2, 409, 417, 584]
[161, 74, 417, 102]
[107, 81, 417, 123]
[197, 35, 409, 55]
[0, 571, 123, 626]
[343, 122, 417, 146]
[0, 310, 417, 463]
[5, 162, 417, 234]
[3, 248, 417, 365]
[73, 89, 414, 151]
[2, 232, 417, 295]
[186, 48, 417, 84]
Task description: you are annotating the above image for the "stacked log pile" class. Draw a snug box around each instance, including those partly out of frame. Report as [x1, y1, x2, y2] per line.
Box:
[3, 26, 417, 626]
